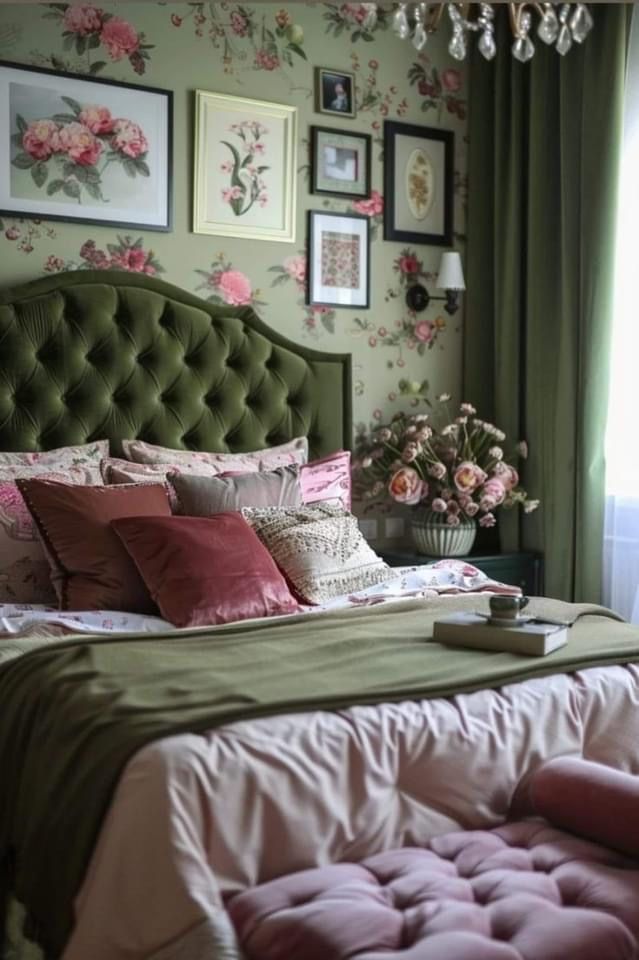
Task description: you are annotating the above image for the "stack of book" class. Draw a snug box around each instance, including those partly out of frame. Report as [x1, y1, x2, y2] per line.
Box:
[433, 613, 569, 657]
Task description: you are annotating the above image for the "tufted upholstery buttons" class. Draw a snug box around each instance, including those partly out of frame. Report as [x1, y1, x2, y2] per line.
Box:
[0, 276, 348, 455]
[228, 824, 639, 960]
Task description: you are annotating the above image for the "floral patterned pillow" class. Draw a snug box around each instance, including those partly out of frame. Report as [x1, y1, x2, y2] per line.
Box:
[0, 440, 108, 469]
[121, 437, 309, 473]
[242, 503, 393, 604]
[0, 464, 103, 604]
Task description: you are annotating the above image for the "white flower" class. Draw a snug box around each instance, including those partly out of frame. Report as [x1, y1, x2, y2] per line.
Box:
[516, 441, 529, 459]
[524, 499, 540, 513]
[460, 402, 476, 415]
[488, 446, 504, 460]
[362, 456, 372, 468]
[437, 392, 451, 402]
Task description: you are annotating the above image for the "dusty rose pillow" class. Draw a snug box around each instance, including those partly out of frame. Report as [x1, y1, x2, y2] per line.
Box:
[300, 451, 351, 509]
[17, 479, 172, 612]
[0, 464, 104, 604]
[121, 437, 309, 473]
[112, 513, 299, 627]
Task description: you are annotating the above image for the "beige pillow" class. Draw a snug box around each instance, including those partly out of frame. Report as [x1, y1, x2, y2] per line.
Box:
[0, 440, 108, 469]
[242, 503, 393, 604]
[169, 466, 302, 515]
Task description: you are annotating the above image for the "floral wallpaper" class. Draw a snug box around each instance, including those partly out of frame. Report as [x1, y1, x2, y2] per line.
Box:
[0, 1, 468, 458]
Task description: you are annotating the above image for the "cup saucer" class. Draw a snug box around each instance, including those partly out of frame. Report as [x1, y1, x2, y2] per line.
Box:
[487, 614, 532, 628]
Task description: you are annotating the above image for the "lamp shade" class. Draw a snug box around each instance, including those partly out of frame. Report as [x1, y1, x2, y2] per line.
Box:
[436, 252, 465, 291]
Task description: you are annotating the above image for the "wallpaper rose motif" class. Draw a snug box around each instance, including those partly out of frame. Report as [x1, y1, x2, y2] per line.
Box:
[322, 3, 387, 42]
[42, 4, 154, 75]
[170, 3, 307, 79]
[269, 252, 337, 336]
[12, 97, 149, 204]
[43, 235, 165, 274]
[195, 254, 265, 308]
[408, 58, 467, 121]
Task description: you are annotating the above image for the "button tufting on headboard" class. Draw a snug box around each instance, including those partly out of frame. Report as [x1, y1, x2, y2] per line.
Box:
[0, 271, 352, 458]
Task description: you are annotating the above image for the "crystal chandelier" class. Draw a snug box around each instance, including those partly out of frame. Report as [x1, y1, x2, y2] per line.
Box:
[389, 3, 594, 62]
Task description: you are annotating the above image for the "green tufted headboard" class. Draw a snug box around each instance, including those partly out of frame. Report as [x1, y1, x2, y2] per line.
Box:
[0, 271, 352, 458]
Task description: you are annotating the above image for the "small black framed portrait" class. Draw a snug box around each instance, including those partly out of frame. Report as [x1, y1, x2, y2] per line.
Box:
[315, 67, 356, 119]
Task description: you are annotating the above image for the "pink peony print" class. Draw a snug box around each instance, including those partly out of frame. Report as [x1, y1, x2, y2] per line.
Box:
[111, 119, 148, 158]
[352, 190, 384, 217]
[63, 4, 103, 36]
[398, 254, 420, 275]
[100, 16, 140, 60]
[283, 255, 306, 288]
[44, 254, 66, 273]
[230, 11, 249, 35]
[23, 119, 61, 160]
[78, 105, 114, 135]
[57, 122, 102, 166]
[414, 319, 433, 343]
[217, 270, 253, 306]
[441, 68, 462, 93]
[111, 247, 148, 272]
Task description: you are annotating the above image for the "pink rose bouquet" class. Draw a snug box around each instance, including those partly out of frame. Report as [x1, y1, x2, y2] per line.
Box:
[354, 396, 539, 528]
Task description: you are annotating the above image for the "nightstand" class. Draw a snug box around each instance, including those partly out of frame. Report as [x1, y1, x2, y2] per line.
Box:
[379, 550, 544, 596]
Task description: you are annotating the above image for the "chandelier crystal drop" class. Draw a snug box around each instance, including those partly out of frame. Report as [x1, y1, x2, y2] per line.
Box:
[389, 3, 593, 62]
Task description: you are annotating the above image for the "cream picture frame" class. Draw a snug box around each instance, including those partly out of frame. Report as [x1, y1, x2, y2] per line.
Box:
[193, 90, 297, 243]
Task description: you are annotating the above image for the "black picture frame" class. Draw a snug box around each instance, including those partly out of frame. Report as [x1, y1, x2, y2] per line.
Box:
[315, 67, 356, 119]
[0, 59, 173, 231]
[311, 125, 371, 200]
[383, 120, 453, 246]
[307, 209, 370, 310]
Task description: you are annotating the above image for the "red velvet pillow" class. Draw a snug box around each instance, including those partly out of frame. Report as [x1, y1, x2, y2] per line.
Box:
[111, 513, 299, 628]
[17, 479, 172, 612]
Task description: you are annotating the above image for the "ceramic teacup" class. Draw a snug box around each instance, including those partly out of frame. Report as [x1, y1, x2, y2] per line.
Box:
[489, 595, 530, 620]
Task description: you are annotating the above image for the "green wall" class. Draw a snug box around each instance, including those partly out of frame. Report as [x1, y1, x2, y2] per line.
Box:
[0, 2, 468, 449]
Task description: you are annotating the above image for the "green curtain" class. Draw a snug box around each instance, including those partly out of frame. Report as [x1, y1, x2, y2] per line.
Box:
[464, 4, 632, 602]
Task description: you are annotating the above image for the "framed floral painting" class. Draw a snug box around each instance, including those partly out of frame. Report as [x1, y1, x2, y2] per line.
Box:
[193, 90, 297, 243]
[307, 210, 370, 309]
[0, 60, 172, 231]
[383, 121, 453, 246]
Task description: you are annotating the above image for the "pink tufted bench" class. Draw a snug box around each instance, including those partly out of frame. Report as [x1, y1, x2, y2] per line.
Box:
[228, 758, 639, 960]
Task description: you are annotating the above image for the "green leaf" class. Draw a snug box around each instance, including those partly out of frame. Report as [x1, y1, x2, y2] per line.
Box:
[229, 195, 245, 217]
[73, 165, 88, 183]
[63, 161, 76, 178]
[15, 114, 27, 134]
[106, 244, 120, 255]
[63, 180, 81, 199]
[121, 157, 137, 178]
[256, 165, 269, 174]
[362, 32, 374, 41]
[31, 161, 48, 188]
[11, 132, 23, 147]
[83, 166, 100, 183]
[132, 236, 143, 249]
[321, 314, 335, 334]
[75, 34, 87, 55]
[352, 29, 361, 41]
[134, 158, 150, 177]
[46, 178, 64, 195]
[61, 96, 82, 116]
[62, 33, 74, 51]
[11, 153, 35, 170]
[89, 60, 106, 74]
[84, 181, 102, 201]
[267, 265, 286, 273]
[220, 139, 243, 189]
[52, 113, 77, 123]
[88, 32, 100, 49]
[270, 274, 289, 287]
[49, 4, 70, 12]
[288, 42, 307, 60]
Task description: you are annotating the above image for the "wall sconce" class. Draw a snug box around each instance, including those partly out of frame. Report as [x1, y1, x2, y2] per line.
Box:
[405, 251, 465, 315]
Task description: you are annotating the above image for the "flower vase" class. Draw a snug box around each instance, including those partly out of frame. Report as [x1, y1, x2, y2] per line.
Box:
[410, 508, 477, 557]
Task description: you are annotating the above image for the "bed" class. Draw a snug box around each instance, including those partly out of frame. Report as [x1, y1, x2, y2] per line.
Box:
[2, 271, 639, 960]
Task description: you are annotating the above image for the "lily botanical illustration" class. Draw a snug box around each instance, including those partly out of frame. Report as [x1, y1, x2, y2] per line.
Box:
[220, 120, 269, 217]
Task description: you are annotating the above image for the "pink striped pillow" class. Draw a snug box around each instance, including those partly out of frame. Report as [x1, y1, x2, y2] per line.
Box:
[299, 451, 351, 510]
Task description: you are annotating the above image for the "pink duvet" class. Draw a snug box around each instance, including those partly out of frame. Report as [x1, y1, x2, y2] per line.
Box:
[61, 658, 639, 960]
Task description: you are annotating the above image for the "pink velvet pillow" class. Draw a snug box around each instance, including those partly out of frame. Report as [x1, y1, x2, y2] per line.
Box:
[112, 513, 299, 628]
[300, 451, 351, 509]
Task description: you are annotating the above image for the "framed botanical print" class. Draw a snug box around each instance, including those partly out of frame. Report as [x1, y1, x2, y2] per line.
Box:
[307, 210, 370, 309]
[383, 120, 453, 246]
[193, 90, 297, 243]
[0, 60, 172, 231]
[311, 126, 371, 200]
[315, 67, 356, 119]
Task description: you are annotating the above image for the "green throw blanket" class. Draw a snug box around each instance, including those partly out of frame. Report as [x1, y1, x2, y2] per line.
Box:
[1, 594, 638, 958]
